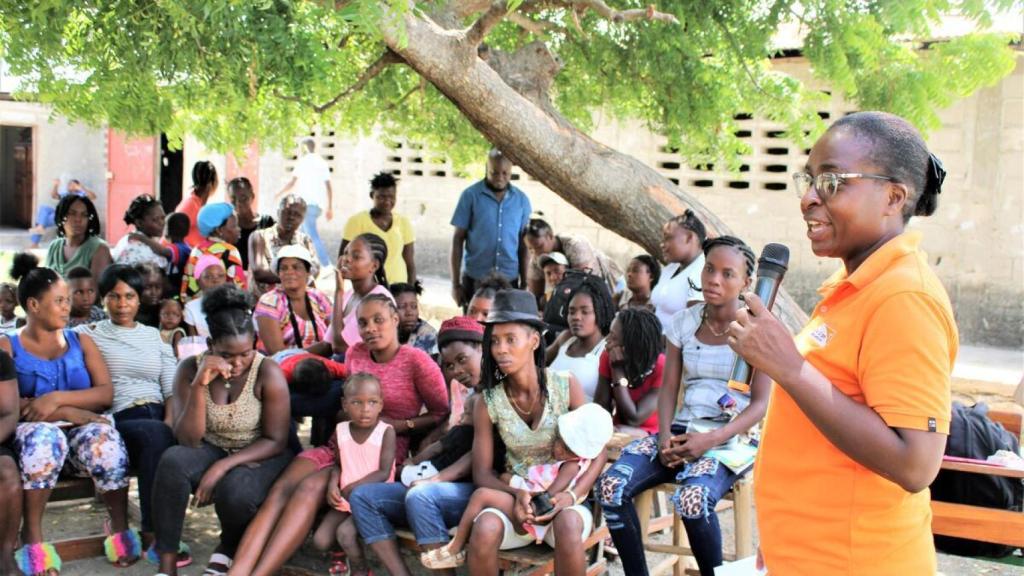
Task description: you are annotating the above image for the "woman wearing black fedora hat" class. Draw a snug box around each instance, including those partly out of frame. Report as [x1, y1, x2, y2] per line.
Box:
[465, 289, 606, 575]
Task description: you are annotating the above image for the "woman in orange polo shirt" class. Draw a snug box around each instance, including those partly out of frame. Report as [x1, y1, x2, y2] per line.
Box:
[729, 111, 957, 574]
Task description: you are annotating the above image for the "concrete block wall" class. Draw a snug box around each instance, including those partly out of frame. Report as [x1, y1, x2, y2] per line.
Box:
[0, 100, 108, 241]
[203, 55, 1024, 347]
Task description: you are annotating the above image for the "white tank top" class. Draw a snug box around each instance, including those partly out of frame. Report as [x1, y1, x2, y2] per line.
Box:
[549, 337, 607, 402]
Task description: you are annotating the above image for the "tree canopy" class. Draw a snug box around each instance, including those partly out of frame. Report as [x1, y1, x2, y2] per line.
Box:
[0, 0, 1018, 165]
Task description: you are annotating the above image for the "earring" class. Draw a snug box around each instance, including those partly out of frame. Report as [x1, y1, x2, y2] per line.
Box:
[494, 368, 505, 382]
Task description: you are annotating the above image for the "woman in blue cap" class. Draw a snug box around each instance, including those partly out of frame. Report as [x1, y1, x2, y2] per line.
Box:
[179, 202, 247, 301]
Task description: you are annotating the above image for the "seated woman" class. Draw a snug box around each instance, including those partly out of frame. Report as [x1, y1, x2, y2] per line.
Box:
[598, 236, 770, 576]
[390, 281, 438, 357]
[3, 253, 137, 575]
[183, 255, 228, 339]
[229, 294, 448, 576]
[113, 194, 170, 269]
[152, 285, 292, 576]
[254, 245, 332, 356]
[614, 254, 660, 311]
[179, 202, 247, 301]
[248, 194, 317, 296]
[347, 316, 489, 576]
[227, 177, 276, 272]
[0, 349, 20, 575]
[75, 265, 183, 563]
[593, 307, 664, 437]
[44, 194, 112, 280]
[330, 233, 392, 357]
[546, 275, 615, 402]
[466, 289, 605, 575]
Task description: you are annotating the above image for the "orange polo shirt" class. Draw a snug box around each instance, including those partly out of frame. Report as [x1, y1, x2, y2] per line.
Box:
[755, 231, 957, 575]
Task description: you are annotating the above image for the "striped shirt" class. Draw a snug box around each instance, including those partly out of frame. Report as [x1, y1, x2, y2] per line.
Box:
[75, 320, 177, 414]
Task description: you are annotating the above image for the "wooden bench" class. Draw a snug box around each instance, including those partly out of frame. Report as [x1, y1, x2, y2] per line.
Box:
[395, 520, 610, 576]
[931, 408, 1024, 550]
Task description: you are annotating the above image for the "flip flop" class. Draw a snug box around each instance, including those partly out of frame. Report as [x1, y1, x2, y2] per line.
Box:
[202, 552, 233, 576]
[145, 542, 193, 568]
[419, 544, 466, 570]
[328, 550, 349, 575]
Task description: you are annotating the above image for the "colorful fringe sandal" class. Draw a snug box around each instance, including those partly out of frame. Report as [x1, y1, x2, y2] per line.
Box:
[144, 541, 193, 568]
[14, 542, 62, 576]
[104, 528, 142, 567]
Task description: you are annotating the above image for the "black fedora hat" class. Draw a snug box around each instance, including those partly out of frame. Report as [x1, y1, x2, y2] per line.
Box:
[484, 289, 546, 329]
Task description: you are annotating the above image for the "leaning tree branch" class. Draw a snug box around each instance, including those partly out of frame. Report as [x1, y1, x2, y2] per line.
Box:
[466, 1, 511, 45]
[563, 0, 679, 24]
[507, 12, 560, 34]
[273, 50, 403, 113]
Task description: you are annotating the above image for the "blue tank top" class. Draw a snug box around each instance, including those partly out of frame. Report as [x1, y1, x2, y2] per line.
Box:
[9, 330, 92, 398]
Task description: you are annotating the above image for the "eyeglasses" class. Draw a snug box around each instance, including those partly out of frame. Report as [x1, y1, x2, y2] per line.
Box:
[792, 172, 895, 202]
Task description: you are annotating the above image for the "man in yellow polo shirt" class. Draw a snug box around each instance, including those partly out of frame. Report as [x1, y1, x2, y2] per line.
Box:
[728, 112, 957, 575]
[340, 172, 416, 284]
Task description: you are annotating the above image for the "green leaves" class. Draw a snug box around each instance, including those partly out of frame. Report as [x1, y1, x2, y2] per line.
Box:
[0, 0, 1018, 167]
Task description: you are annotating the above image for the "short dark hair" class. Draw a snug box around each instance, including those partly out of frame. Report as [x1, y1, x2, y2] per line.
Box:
[666, 208, 706, 244]
[98, 264, 145, 299]
[123, 194, 162, 227]
[166, 212, 191, 240]
[389, 281, 423, 298]
[344, 372, 382, 397]
[202, 284, 255, 342]
[291, 358, 332, 396]
[632, 254, 661, 287]
[65, 266, 93, 281]
[227, 176, 253, 197]
[9, 252, 60, 308]
[370, 172, 398, 190]
[472, 273, 512, 300]
[830, 111, 938, 221]
[55, 194, 101, 238]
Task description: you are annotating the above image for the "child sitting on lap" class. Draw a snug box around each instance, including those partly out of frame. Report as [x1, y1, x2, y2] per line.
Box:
[421, 403, 613, 569]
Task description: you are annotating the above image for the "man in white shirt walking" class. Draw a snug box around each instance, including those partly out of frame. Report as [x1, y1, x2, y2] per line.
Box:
[277, 137, 334, 266]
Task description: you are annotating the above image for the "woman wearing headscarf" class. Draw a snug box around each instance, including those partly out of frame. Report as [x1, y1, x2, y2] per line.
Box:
[179, 202, 247, 301]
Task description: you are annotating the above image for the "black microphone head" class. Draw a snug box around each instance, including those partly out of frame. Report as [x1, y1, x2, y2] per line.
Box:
[757, 243, 790, 276]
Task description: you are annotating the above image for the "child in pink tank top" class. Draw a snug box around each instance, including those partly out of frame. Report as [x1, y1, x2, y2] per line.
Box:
[311, 373, 397, 575]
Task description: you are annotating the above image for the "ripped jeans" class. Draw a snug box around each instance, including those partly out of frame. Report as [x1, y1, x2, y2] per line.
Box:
[597, 427, 740, 576]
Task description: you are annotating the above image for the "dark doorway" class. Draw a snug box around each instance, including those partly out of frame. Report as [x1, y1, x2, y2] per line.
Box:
[0, 125, 33, 228]
[159, 133, 184, 214]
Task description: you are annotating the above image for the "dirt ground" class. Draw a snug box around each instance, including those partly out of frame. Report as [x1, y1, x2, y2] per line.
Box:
[47, 481, 1023, 576]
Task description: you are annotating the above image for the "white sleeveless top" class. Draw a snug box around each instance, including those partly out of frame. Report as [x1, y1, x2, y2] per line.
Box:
[549, 336, 607, 402]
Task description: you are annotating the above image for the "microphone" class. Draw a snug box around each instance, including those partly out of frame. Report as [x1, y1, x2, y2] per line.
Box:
[727, 243, 790, 394]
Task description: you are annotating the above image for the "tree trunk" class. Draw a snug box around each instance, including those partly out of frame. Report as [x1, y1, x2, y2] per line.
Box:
[382, 13, 809, 331]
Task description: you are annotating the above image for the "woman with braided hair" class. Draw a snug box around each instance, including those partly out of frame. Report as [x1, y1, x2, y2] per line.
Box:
[330, 232, 392, 356]
[112, 194, 170, 269]
[598, 235, 770, 576]
[545, 273, 616, 401]
[593, 307, 665, 436]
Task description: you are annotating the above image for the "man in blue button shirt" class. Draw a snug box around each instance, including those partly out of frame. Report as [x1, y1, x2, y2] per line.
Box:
[449, 149, 532, 308]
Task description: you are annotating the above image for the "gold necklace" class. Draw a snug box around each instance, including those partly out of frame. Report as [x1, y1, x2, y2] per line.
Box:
[701, 306, 730, 338]
[508, 388, 540, 417]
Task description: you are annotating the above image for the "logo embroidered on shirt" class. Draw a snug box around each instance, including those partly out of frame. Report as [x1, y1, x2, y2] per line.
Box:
[808, 323, 835, 348]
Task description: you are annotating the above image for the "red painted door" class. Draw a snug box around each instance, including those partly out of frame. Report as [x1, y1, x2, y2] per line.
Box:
[106, 130, 156, 243]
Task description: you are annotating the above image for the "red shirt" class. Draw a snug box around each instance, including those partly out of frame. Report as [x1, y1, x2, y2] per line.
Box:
[174, 193, 206, 247]
[598, 351, 664, 434]
[279, 352, 347, 381]
[345, 343, 449, 465]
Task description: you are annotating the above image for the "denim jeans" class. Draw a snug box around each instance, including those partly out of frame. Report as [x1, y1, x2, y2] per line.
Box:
[598, 428, 741, 576]
[290, 380, 343, 446]
[349, 481, 474, 546]
[152, 442, 292, 556]
[113, 403, 175, 533]
[302, 204, 331, 266]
